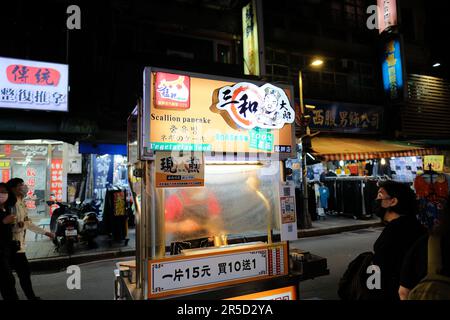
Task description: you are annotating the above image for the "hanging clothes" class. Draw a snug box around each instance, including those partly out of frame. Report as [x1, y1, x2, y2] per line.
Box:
[319, 185, 330, 210]
[414, 173, 449, 230]
[324, 179, 337, 212]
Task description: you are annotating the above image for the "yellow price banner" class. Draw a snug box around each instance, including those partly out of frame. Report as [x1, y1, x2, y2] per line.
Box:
[424, 155, 444, 172]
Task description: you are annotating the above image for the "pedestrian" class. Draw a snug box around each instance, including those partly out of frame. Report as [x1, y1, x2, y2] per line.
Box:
[0, 182, 19, 300]
[371, 180, 427, 300]
[7, 178, 55, 300]
[398, 200, 450, 300]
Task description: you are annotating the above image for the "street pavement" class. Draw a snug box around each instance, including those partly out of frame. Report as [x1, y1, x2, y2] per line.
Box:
[291, 227, 382, 300]
[13, 227, 382, 300]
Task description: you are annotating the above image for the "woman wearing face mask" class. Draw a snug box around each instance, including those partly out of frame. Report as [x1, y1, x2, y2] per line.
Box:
[6, 178, 55, 300]
[0, 182, 19, 300]
[371, 180, 426, 300]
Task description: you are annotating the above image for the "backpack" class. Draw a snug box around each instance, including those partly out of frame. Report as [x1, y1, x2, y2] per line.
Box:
[408, 234, 450, 300]
[338, 251, 375, 300]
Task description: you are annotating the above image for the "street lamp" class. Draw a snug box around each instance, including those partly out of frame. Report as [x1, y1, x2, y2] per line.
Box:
[298, 58, 324, 229]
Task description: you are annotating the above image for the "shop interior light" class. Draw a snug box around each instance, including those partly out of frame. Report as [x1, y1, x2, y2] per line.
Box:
[433, 63, 441, 68]
[206, 160, 262, 165]
[307, 153, 316, 160]
[381, 158, 386, 165]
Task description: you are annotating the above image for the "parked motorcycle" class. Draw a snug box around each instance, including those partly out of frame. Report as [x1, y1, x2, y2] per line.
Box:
[48, 201, 80, 255]
[70, 199, 100, 249]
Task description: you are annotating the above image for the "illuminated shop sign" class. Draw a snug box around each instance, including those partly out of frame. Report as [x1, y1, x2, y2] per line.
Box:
[0, 56, 68, 112]
[382, 38, 404, 101]
[147, 70, 295, 156]
[377, 0, 398, 34]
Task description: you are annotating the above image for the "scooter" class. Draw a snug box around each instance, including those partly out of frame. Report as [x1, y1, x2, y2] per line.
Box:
[66, 199, 101, 249]
[49, 202, 80, 255]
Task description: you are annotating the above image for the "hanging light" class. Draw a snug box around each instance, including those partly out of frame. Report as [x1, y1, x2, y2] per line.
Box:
[339, 160, 345, 167]
[381, 158, 386, 165]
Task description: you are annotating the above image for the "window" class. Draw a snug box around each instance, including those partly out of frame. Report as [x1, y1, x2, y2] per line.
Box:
[217, 44, 231, 64]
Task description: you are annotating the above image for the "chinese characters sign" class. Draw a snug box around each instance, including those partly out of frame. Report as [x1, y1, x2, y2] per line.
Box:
[306, 100, 383, 134]
[50, 159, 64, 202]
[382, 38, 404, 101]
[93, 155, 114, 189]
[242, 0, 261, 76]
[147, 70, 295, 157]
[155, 72, 190, 110]
[0, 57, 68, 112]
[212, 82, 294, 130]
[377, 0, 397, 34]
[148, 243, 287, 298]
[155, 151, 204, 188]
[0, 160, 10, 183]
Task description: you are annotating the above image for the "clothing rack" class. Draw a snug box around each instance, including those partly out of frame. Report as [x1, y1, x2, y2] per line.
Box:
[318, 176, 386, 220]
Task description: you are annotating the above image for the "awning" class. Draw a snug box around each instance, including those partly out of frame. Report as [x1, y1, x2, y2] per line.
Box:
[311, 137, 438, 161]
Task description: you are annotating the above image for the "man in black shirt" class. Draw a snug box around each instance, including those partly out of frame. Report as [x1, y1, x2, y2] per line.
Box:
[371, 181, 427, 300]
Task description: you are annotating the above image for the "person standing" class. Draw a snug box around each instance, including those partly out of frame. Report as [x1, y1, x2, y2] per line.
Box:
[0, 183, 19, 300]
[398, 202, 450, 300]
[7, 178, 55, 300]
[371, 180, 427, 300]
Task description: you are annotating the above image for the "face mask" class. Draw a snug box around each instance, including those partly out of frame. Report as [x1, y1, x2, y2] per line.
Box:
[0, 193, 8, 204]
[373, 199, 387, 220]
[19, 185, 29, 196]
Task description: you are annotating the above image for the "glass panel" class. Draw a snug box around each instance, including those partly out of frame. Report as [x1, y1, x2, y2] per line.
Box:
[162, 163, 281, 244]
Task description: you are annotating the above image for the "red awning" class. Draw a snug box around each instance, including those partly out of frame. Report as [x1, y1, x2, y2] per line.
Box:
[311, 137, 438, 161]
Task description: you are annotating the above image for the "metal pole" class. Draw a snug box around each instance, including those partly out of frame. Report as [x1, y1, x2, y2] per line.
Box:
[298, 70, 311, 229]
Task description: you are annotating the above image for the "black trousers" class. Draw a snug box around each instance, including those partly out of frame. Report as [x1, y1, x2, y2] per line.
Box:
[11, 252, 37, 299]
[0, 248, 19, 300]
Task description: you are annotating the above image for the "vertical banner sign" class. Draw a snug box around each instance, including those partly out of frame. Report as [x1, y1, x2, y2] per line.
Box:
[279, 184, 298, 241]
[377, 0, 398, 34]
[382, 37, 404, 101]
[155, 151, 204, 188]
[25, 167, 37, 209]
[242, 0, 265, 76]
[50, 159, 64, 202]
[0, 160, 10, 183]
[0, 56, 69, 112]
[94, 155, 114, 189]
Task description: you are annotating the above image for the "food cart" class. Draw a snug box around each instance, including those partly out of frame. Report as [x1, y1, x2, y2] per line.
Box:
[114, 67, 328, 300]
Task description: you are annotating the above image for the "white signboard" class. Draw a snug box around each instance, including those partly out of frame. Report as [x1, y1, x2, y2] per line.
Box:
[212, 82, 295, 130]
[0, 56, 69, 112]
[149, 244, 287, 298]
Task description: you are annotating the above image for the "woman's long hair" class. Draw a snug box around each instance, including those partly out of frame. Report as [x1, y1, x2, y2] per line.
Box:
[0, 182, 16, 211]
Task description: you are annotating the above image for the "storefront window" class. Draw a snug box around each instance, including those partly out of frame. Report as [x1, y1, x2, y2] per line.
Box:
[0, 141, 71, 219]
